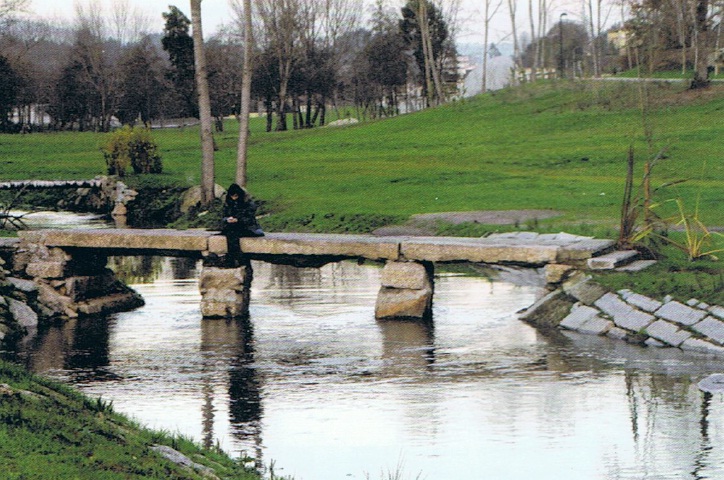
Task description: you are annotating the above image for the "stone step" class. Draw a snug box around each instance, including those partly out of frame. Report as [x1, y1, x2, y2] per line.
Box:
[587, 250, 639, 270]
[616, 259, 657, 272]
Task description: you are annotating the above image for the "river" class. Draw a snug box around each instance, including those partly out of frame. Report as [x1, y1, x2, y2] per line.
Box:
[7, 214, 724, 479]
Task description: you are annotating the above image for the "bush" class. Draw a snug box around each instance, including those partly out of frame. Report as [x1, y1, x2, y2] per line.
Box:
[102, 126, 162, 176]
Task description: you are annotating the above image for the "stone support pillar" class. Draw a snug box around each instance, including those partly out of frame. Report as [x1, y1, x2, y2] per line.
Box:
[199, 260, 253, 318]
[375, 261, 434, 320]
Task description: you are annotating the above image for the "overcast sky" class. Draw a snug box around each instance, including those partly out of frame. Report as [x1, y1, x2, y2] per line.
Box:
[23, 0, 581, 45]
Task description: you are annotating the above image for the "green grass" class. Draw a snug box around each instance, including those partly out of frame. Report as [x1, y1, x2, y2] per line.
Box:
[615, 68, 724, 80]
[0, 359, 260, 479]
[2, 82, 723, 229]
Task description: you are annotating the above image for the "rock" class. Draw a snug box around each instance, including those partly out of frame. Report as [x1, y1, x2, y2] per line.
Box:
[75, 292, 144, 316]
[375, 286, 432, 320]
[707, 305, 724, 320]
[644, 320, 691, 347]
[594, 293, 655, 332]
[380, 262, 432, 290]
[326, 118, 359, 127]
[587, 250, 639, 270]
[7, 298, 38, 328]
[150, 445, 219, 479]
[562, 274, 608, 305]
[698, 374, 724, 393]
[199, 266, 252, 318]
[681, 338, 724, 355]
[36, 282, 74, 317]
[618, 290, 662, 313]
[560, 304, 600, 330]
[6, 277, 38, 295]
[544, 264, 574, 284]
[655, 301, 707, 326]
[179, 184, 225, 213]
[519, 289, 575, 328]
[692, 317, 724, 345]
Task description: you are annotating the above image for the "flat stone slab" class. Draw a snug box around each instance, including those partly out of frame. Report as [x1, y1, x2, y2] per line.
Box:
[587, 250, 638, 270]
[400, 237, 559, 264]
[692, 317, 724, 345]
[234, 233, 401, 261]
[560, 304, 600, 330]
[616, 260, 657, 272]
[708, 305, 724, 320]
[698, 374, 724, 393]
[618, 290, 663, 312]
[645, 319, 691, 347]
[594, 292, 655, 332]
[682, 338, 724, 355]
[655, 301, 708, 326]
[19, 229, 211, 252]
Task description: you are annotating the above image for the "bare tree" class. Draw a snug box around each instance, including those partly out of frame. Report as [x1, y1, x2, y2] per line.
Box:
[110, 0, 152, 45]
[257, 0, 301, 131]
[507, 0, 521, 75]
[584, 0, 614, 77]
[0, 0, 29, 24]
[691, 0, 712, 86]
[235, 0, 253, 187]
[482, 0, 504, 92]
[190, 0, 215, 205]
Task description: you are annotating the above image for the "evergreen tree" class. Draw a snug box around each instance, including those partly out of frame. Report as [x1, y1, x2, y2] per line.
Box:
[162, 6, 197, 118]
[0, 55, 20, 132]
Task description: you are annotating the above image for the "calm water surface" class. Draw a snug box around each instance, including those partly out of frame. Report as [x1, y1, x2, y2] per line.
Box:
[12, 256, 724, 480]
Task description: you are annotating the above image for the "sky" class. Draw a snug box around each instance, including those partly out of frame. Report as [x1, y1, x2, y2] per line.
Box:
[22, 0, 545, 45]
[21, 0, 601, 49]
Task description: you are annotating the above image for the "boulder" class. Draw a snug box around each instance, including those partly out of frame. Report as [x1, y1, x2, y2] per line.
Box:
[8, 298, 38, 328]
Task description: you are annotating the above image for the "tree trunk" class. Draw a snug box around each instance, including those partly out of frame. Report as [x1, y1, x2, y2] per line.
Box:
[691, 0, 710, 87]
[236, 0, 253, 187]
[190, 0, 215, 205]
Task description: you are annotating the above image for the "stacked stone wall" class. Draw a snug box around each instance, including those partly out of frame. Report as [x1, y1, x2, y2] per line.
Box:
[521, 271, 724, 355]
[11, 241, 143, 322]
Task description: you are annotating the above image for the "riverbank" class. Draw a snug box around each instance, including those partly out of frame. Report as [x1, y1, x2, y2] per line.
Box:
[0, 359, 261, 479]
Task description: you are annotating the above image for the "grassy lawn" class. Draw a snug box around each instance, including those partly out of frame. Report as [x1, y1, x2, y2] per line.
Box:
[2, 81, 721, 228]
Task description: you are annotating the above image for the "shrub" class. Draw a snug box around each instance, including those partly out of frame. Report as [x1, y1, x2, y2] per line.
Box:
[102, 126, 162, 176]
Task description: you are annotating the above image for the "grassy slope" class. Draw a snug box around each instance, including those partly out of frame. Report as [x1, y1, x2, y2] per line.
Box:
[0, 360, 260, 479]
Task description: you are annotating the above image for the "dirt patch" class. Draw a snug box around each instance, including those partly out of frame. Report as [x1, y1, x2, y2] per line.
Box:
[372, 210, 563, 236]
[410, 210, 562, 225]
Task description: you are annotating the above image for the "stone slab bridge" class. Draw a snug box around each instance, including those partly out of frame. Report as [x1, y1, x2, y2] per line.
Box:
[12, 228, 615, 321]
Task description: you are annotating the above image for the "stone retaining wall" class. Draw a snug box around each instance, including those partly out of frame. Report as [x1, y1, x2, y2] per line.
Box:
[521, 271, 724, 355]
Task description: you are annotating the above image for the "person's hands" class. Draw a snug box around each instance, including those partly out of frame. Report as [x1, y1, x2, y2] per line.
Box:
[227, 217, 238, 223]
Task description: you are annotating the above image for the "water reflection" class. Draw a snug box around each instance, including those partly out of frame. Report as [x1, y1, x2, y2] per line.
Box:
[10, 259, 724, 480]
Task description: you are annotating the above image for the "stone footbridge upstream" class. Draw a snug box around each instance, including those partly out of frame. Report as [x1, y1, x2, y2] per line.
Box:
[11, 228, 616, 320]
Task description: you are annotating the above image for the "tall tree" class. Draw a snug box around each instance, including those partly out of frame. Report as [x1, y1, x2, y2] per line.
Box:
[0, 54, 20, 131]
[236, 0, 253, 186]
[482, 0, 504, 92]
[162, 6, 198, 118]
[257, 0, 301, 131]
[116, 37, 165, 125]
[400, 0, 451, 105]
[190, 0, 215, 205]
[691, 0, 712, 86]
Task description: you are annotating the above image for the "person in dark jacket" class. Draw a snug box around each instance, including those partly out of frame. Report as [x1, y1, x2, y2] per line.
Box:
[221, 183, 264, 266]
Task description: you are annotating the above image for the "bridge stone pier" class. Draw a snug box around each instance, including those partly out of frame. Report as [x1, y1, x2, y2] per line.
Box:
[13, 229, 615, 321]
